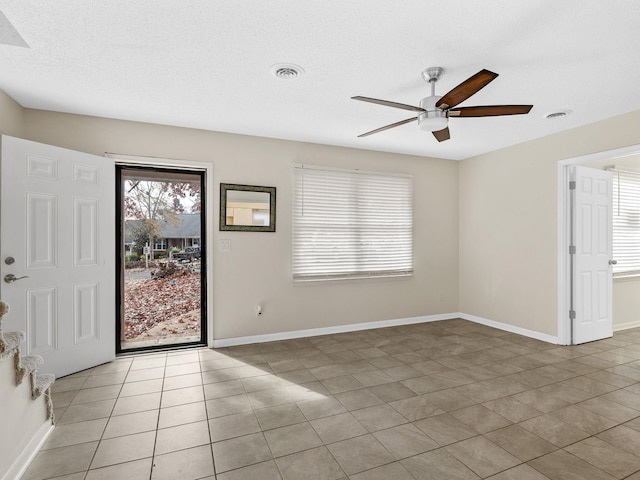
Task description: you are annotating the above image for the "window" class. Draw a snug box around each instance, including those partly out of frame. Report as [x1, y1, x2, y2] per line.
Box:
[154, 238, 167, 250]
[292, 164, 413, 281]
[612, 168, 640, 276]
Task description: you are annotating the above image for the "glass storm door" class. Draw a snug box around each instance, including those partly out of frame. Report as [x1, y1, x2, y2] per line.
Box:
[117, 166, 206, 352]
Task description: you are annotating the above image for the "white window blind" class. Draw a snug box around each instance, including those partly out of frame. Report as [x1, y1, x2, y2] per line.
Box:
[612, 168, 640, 275]
[292, 164, 413, 281]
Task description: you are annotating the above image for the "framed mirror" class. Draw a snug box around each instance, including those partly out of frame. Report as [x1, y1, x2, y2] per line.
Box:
[220, 183, 276, 232]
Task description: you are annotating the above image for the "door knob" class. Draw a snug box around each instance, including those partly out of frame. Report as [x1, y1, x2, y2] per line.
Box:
[4, 274, 28, 283]
[609, 259, 618, 265]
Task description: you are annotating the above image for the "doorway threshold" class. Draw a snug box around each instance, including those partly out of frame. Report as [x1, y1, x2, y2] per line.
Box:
[116, 342, 207, 357]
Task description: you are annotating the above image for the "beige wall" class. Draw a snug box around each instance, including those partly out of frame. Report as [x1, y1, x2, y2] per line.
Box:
[459, 110, 640, 337]
[5, 89, 640, 341]
[20, 109, 459, 340]
[0, 354, 49, 479]
[613, 278, 640, 329]
[0, 89, 24, 137]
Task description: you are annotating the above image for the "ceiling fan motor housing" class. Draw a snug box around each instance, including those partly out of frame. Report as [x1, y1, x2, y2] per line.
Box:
[418, 96, 448, 131]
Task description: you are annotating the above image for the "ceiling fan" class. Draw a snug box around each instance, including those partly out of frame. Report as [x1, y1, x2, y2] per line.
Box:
[352, 67, 533, 142]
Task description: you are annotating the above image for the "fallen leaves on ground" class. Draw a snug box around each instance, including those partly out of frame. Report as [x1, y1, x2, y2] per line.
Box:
[124, 268, 201, 339]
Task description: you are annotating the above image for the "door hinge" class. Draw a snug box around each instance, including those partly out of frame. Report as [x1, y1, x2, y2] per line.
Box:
[569, 245, 576, 255]
[569, 310, 576, 320]
[569, 181, 576, 190]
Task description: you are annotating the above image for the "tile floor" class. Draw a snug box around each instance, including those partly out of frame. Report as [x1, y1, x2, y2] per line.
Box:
[21, 318, 640, 479]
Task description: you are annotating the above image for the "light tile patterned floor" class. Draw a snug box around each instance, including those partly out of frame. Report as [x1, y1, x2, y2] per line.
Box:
[22, 318, 640, 479]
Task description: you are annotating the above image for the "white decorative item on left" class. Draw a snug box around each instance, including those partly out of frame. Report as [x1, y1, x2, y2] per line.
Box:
[0, 299, 55, 480]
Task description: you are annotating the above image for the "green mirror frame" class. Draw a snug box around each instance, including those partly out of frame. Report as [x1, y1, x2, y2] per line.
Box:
[219, 183, 276, 232]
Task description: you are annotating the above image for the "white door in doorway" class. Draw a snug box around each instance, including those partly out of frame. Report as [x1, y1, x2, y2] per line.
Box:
[572, 165, 613, 344]
[0, 136, 115, 377]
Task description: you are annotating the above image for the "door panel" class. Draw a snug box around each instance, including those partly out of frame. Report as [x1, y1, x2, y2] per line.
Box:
[573, 165, 613, 344]
[27, 287, 57, 352]
[74, 199, 99, 265]
[74, 283, 99, 343]
[27, 194, 57, 268]
[1, 135, 115, 377]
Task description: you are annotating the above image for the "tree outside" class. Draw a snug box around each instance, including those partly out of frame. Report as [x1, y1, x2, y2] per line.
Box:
[125, 179, 201, 258]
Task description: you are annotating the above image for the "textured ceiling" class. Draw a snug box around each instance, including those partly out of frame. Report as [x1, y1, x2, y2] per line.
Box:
[1, 1, 639, 160]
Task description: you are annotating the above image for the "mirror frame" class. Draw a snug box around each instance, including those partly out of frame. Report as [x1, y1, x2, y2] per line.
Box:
[219, 183, 276, 232]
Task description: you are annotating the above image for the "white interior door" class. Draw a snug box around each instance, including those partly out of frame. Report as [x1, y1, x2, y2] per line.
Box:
[572, 165, 613, 344]
[0, 136, 115, 377]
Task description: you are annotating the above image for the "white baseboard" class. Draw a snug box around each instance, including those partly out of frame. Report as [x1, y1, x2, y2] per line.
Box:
[614, 320, 640, 332]
[458, 312, 558, 344]
[212, 313, 457, 348]
[212, 312, 558, 348]
[2, 421, 53, 480]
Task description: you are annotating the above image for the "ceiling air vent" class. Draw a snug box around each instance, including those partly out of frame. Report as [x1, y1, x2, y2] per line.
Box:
[545, 109, 572, 120]
[270, 64, 304, 80]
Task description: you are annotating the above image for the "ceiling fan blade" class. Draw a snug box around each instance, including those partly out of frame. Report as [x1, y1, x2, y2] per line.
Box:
[357, 117, 418, 137]
[436, 69, 498, 109]
[432, 127, 450, 142]
[447, 105, 533, 117]
[352, 96, 425, 112]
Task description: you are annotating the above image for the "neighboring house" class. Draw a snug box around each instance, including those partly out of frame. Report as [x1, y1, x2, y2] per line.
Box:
[124, 214, 201, 255]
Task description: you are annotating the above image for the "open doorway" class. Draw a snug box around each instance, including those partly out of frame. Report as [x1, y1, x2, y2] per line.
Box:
[558, 144, 640, 345]
[116, 166, 207, 352]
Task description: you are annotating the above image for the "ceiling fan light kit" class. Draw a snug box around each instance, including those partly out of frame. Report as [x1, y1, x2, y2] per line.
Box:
[352, 67, 533, 142]
[418, 96, 447, 132]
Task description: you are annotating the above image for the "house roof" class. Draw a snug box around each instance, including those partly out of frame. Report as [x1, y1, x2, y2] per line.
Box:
[124, 214, 201, 244]
[1, 2, 639, 160]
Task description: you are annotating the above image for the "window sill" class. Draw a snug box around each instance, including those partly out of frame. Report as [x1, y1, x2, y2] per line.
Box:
[293, 272, 413, 285]
[614, 272, 640, 282]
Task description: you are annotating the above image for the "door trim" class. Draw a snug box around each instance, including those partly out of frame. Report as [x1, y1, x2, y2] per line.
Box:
[107, 154, 214, 348]
[557, 143, 640, 345]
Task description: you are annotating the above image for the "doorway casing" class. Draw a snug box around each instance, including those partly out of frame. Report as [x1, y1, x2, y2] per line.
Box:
[107, 153, 215, 348]
[557, 143, 640, 345]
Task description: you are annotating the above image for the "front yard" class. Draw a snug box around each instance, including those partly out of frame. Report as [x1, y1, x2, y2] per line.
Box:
[123, 264, 201, 342]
